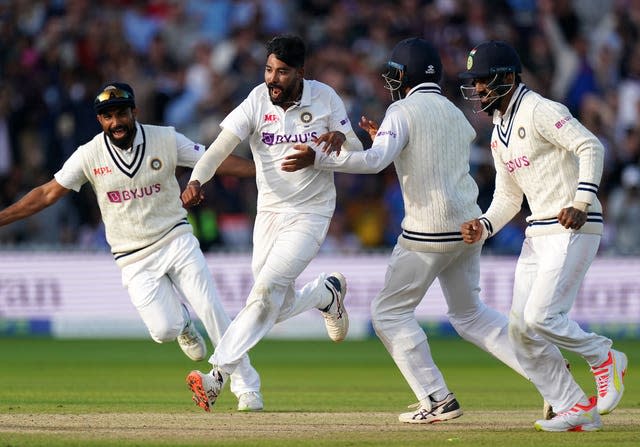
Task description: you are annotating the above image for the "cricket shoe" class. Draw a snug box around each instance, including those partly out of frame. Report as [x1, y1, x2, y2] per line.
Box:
[177, 320, 206, 361]
[186, 369, 227, 412]
[543, 358, 571, 420]
[534, 396, 601, 432]
[591, 349, 627, 414]
[321, 272, 349, 342]
[237, 391, 264, 411]
[399, 393, 463, 424]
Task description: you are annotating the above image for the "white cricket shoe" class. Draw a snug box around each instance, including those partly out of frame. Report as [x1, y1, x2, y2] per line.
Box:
[321, 272, 349, 342]
[543, 358, 571, 420]
[237, 391, 264, 411]
[534, 396, 602, 432]
[186, 369, 227, 412]
[591, 349, 628, 414]
[177, 320, 206, 361]
[399, 393, 463, 424]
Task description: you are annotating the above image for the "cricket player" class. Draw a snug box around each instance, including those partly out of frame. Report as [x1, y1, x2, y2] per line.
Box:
[459, 40, 627, 432]
[181, 35, 363, 412]
[282, 37, 528, 424]
[0, 82, 264, 412]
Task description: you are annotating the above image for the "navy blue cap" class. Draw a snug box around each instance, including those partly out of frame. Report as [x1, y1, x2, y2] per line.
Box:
[459, 41, 521, 79]
[94, 82, 135, 113]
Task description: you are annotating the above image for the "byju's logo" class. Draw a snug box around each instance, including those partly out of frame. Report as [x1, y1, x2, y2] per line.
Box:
[106, 184, 161, 203]
[261, 131, 318, 146]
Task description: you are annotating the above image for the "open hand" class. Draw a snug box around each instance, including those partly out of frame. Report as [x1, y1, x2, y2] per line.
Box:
[313, 131, 346, 155]
[359, 116, 379, 140]
[281, 144, 316, 172]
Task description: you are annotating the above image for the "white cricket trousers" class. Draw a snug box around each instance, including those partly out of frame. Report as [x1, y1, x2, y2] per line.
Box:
[211, 211, 334, 374]
[371, 243, 526, 403]
[509, 233, 612, 412]
[120, 232, 261, 397]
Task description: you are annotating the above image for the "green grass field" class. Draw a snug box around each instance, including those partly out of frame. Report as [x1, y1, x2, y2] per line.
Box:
[0, 337, 637, 446]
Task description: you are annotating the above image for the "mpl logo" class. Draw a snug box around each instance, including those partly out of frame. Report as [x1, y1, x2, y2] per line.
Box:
[491, 140, 498, 150]
[93, 166, 113, 176]
[264, 113, 279, 123]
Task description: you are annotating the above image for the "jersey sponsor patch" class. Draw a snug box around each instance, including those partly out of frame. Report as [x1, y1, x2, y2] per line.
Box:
[504, 155, 530, 173]
[263, 113, 279, 123]
[376, 130, 397, 138]
[261, 131, 318, 145]
[106, 184, 161, 203]
[555, 115, 573, 129]
[93, 166, 113, 176]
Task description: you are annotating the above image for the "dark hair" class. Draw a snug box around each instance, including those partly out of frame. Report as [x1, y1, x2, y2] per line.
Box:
[266, 35, 306, 68]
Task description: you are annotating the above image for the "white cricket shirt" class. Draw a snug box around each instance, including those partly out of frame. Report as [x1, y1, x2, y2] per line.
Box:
[220, 79, 362, 217]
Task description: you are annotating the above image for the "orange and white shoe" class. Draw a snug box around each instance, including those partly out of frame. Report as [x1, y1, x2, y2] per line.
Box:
[534, 397, 602, 432]
[592, 349, 628, 415]
[186, 369, 227, 412]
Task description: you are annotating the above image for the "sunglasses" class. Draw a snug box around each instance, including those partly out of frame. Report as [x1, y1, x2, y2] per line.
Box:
[94, 88, 133, 104]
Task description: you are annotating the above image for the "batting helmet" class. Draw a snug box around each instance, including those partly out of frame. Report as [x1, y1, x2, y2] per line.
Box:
[383, 38, 442, 101]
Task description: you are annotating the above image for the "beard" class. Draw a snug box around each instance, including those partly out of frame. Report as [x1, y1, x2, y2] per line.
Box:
[268, 82, 299, 106]
[107, 123, 136, 149]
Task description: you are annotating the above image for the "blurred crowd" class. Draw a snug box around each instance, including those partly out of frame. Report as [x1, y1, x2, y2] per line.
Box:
[0, 0, 639, 255]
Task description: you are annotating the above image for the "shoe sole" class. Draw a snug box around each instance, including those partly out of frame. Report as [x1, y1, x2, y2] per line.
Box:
[534, 422, 602, 432]
[325, 273, 349, 343]
[400, 409, 463, 424]
[598, 352, 628, 415]
[186, 371, 211, 412]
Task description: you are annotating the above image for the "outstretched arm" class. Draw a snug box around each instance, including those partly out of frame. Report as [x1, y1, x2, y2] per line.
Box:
[182, 128, 242, 208]
[0, 179, 70, 227]
[217, 154, 255, 178]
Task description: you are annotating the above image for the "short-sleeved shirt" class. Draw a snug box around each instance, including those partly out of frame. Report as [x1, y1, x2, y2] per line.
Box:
[221, 79, 360, 216]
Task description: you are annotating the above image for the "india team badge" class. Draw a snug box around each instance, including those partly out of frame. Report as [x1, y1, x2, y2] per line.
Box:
[301, 112, 312, 123]
[150, 158, 162, 170]
[518, 127, 526, 139]
[467, 49, 477, 70]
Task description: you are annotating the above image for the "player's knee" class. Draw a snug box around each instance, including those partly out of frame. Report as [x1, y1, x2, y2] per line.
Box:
[148, 321, 182, 343]
[523, 310, 551, 334]
[370, 303, 397, 334]
[247, 283, 277, 321]
[508, 317, 528, 345]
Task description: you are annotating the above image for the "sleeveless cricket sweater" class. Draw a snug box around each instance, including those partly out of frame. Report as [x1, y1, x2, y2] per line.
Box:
[78, 125, 191, 266]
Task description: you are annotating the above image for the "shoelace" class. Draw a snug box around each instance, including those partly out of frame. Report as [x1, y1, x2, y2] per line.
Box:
[593, 372, 610, 397]
[178, 328, 198, 346]
[591, 354, 612, 397]
[554, 398, 595, 419]
[406, 399, 434, 413]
